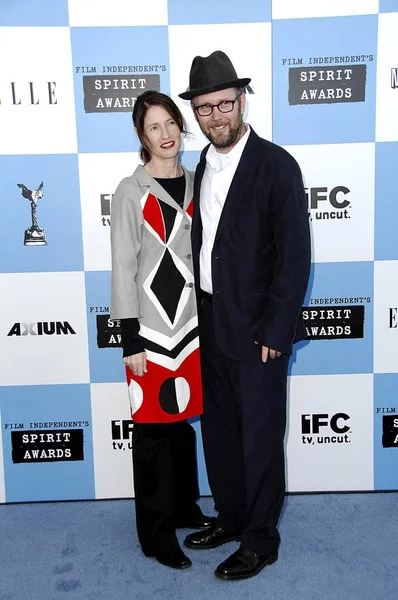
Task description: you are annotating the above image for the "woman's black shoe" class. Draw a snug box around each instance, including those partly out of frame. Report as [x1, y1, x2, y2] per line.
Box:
[156, 548, 192, 569]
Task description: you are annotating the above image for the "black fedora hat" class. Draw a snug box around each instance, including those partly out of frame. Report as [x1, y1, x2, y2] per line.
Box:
[179, 50, 251, 101]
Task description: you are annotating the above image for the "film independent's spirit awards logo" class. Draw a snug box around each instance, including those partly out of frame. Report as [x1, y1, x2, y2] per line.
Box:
[283, 54, 373, 105]
[5, 420, 89, 463]
[89, 306, 122, 348]
[17, 181, 47, 246]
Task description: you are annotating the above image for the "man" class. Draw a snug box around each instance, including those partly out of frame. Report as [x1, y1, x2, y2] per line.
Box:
[178, 51, 311, 581]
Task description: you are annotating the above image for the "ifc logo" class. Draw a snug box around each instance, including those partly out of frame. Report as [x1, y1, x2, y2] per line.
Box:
[305, 186, 351, 221]
[301, 413, 351, 445]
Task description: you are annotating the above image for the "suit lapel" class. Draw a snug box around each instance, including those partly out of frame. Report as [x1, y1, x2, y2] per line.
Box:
[192, 150, 207, 246]
[193, 150, 207, 204]
[214, 130, 258, 244]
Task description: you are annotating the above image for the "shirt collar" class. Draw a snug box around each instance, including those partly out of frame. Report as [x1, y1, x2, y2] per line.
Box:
[206, 125, 251, 173]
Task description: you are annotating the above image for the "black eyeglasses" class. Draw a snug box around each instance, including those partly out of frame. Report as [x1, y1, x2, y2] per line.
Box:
[193, 92, 243, 117]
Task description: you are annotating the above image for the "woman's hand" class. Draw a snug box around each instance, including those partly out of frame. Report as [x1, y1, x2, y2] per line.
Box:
[123, 352, 147, 377]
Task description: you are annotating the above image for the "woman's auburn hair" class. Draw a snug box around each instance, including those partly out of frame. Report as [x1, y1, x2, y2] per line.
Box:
[132, 90, 187, 164]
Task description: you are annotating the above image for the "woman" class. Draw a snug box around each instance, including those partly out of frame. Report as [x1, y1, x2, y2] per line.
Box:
[110, 91, 211, 570]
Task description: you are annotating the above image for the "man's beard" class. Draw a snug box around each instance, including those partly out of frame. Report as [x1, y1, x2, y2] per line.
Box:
[201, 112, 244, 149]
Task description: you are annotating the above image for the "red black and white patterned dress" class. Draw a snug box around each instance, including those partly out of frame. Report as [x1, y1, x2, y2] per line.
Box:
[110, 165, 203, 423]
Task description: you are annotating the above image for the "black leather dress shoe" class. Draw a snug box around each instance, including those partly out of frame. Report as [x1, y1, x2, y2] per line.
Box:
[156, 548, 192, 569]
[215, 548, 278, 580]
[184, 524, 241, 549]
[175, 514, 215, 529]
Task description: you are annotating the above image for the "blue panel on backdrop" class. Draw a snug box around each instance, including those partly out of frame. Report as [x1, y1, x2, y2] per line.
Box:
[0, 0, 69, 26]
[0, 154, 84, 273]
[374, 374, 398, 490]
[168, 0, 271, 24]
[375, 143, 398, 261]
[290, 261, 374, 376]
[180, 150, 202, 172]
[1, 385, 95, 502]
[379, 0, 398, 12]
[272, 16, 377, 145]
[85, 271, 126, 384]
[70, 27, 170, 153]
[189, 418, 210, 495]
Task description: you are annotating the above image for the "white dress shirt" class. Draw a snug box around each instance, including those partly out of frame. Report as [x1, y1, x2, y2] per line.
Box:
[199, 125, 251, 293]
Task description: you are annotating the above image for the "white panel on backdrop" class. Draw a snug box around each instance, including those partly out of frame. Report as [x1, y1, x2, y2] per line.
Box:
[286, 374, 374, 492]
[169, 23, 272, 151]
[90, 383, 134, 499]
[0, 410, 6, 504]
[0, 28, 77, 155]
[272, 0, 378, 20]
[374, 260, 398, 374]
[79, 152, 142, 272]
[375, 13, 398, 142]
[285, 143, 375, 263]
[0, 272, 89, 386]
[67, 0, 168, 26]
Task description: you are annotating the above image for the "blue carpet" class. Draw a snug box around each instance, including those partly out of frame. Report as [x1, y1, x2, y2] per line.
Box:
[0, 494, 397, 600]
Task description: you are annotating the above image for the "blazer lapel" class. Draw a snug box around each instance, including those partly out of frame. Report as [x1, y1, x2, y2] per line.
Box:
[214, 130, 258, 243]
[135, 164, 189, 215]
[182, 166, 194, 211]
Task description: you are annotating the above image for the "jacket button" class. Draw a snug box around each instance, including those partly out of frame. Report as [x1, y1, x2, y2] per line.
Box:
[215, 256, 221, 259]
[186, 253, 192, 259]
[184, 224, 190, 230]
[187, 282, 194, 288]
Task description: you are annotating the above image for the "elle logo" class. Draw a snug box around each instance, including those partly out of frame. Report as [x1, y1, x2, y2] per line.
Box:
[391, 68, 398, 90]
[0, 82, 57, 106]
[388, 308, 397, 329]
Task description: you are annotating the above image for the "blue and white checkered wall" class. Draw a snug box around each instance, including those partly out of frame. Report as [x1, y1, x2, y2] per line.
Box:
[1, 0, 398, 503]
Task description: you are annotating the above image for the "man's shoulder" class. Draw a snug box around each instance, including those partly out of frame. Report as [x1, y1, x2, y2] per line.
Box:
[250, 132, 297, 165]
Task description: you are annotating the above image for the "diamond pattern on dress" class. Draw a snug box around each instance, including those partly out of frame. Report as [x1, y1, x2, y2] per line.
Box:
[150, 249, 186, 324]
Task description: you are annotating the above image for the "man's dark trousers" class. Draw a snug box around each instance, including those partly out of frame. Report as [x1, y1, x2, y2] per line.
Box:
[199, 295, 289, 556]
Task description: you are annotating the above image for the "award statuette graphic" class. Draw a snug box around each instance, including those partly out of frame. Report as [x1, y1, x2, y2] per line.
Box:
[17, 181, 47, 246]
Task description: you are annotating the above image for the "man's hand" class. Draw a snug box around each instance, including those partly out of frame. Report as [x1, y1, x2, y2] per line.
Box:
[261, 346, 282, 363]
[123, 352, 147, 377]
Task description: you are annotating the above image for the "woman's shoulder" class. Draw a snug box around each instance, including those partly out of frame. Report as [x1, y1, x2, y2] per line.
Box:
[183, 166, 194, 179]
[182, 166, 195, 184]
[114, 166, 145, 200]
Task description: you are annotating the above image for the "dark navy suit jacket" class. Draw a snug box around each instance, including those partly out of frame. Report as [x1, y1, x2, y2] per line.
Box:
[192, 128, 311, 360]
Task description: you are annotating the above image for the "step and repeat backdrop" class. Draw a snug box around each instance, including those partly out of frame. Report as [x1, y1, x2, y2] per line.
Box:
[0, 0, 397, 503]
